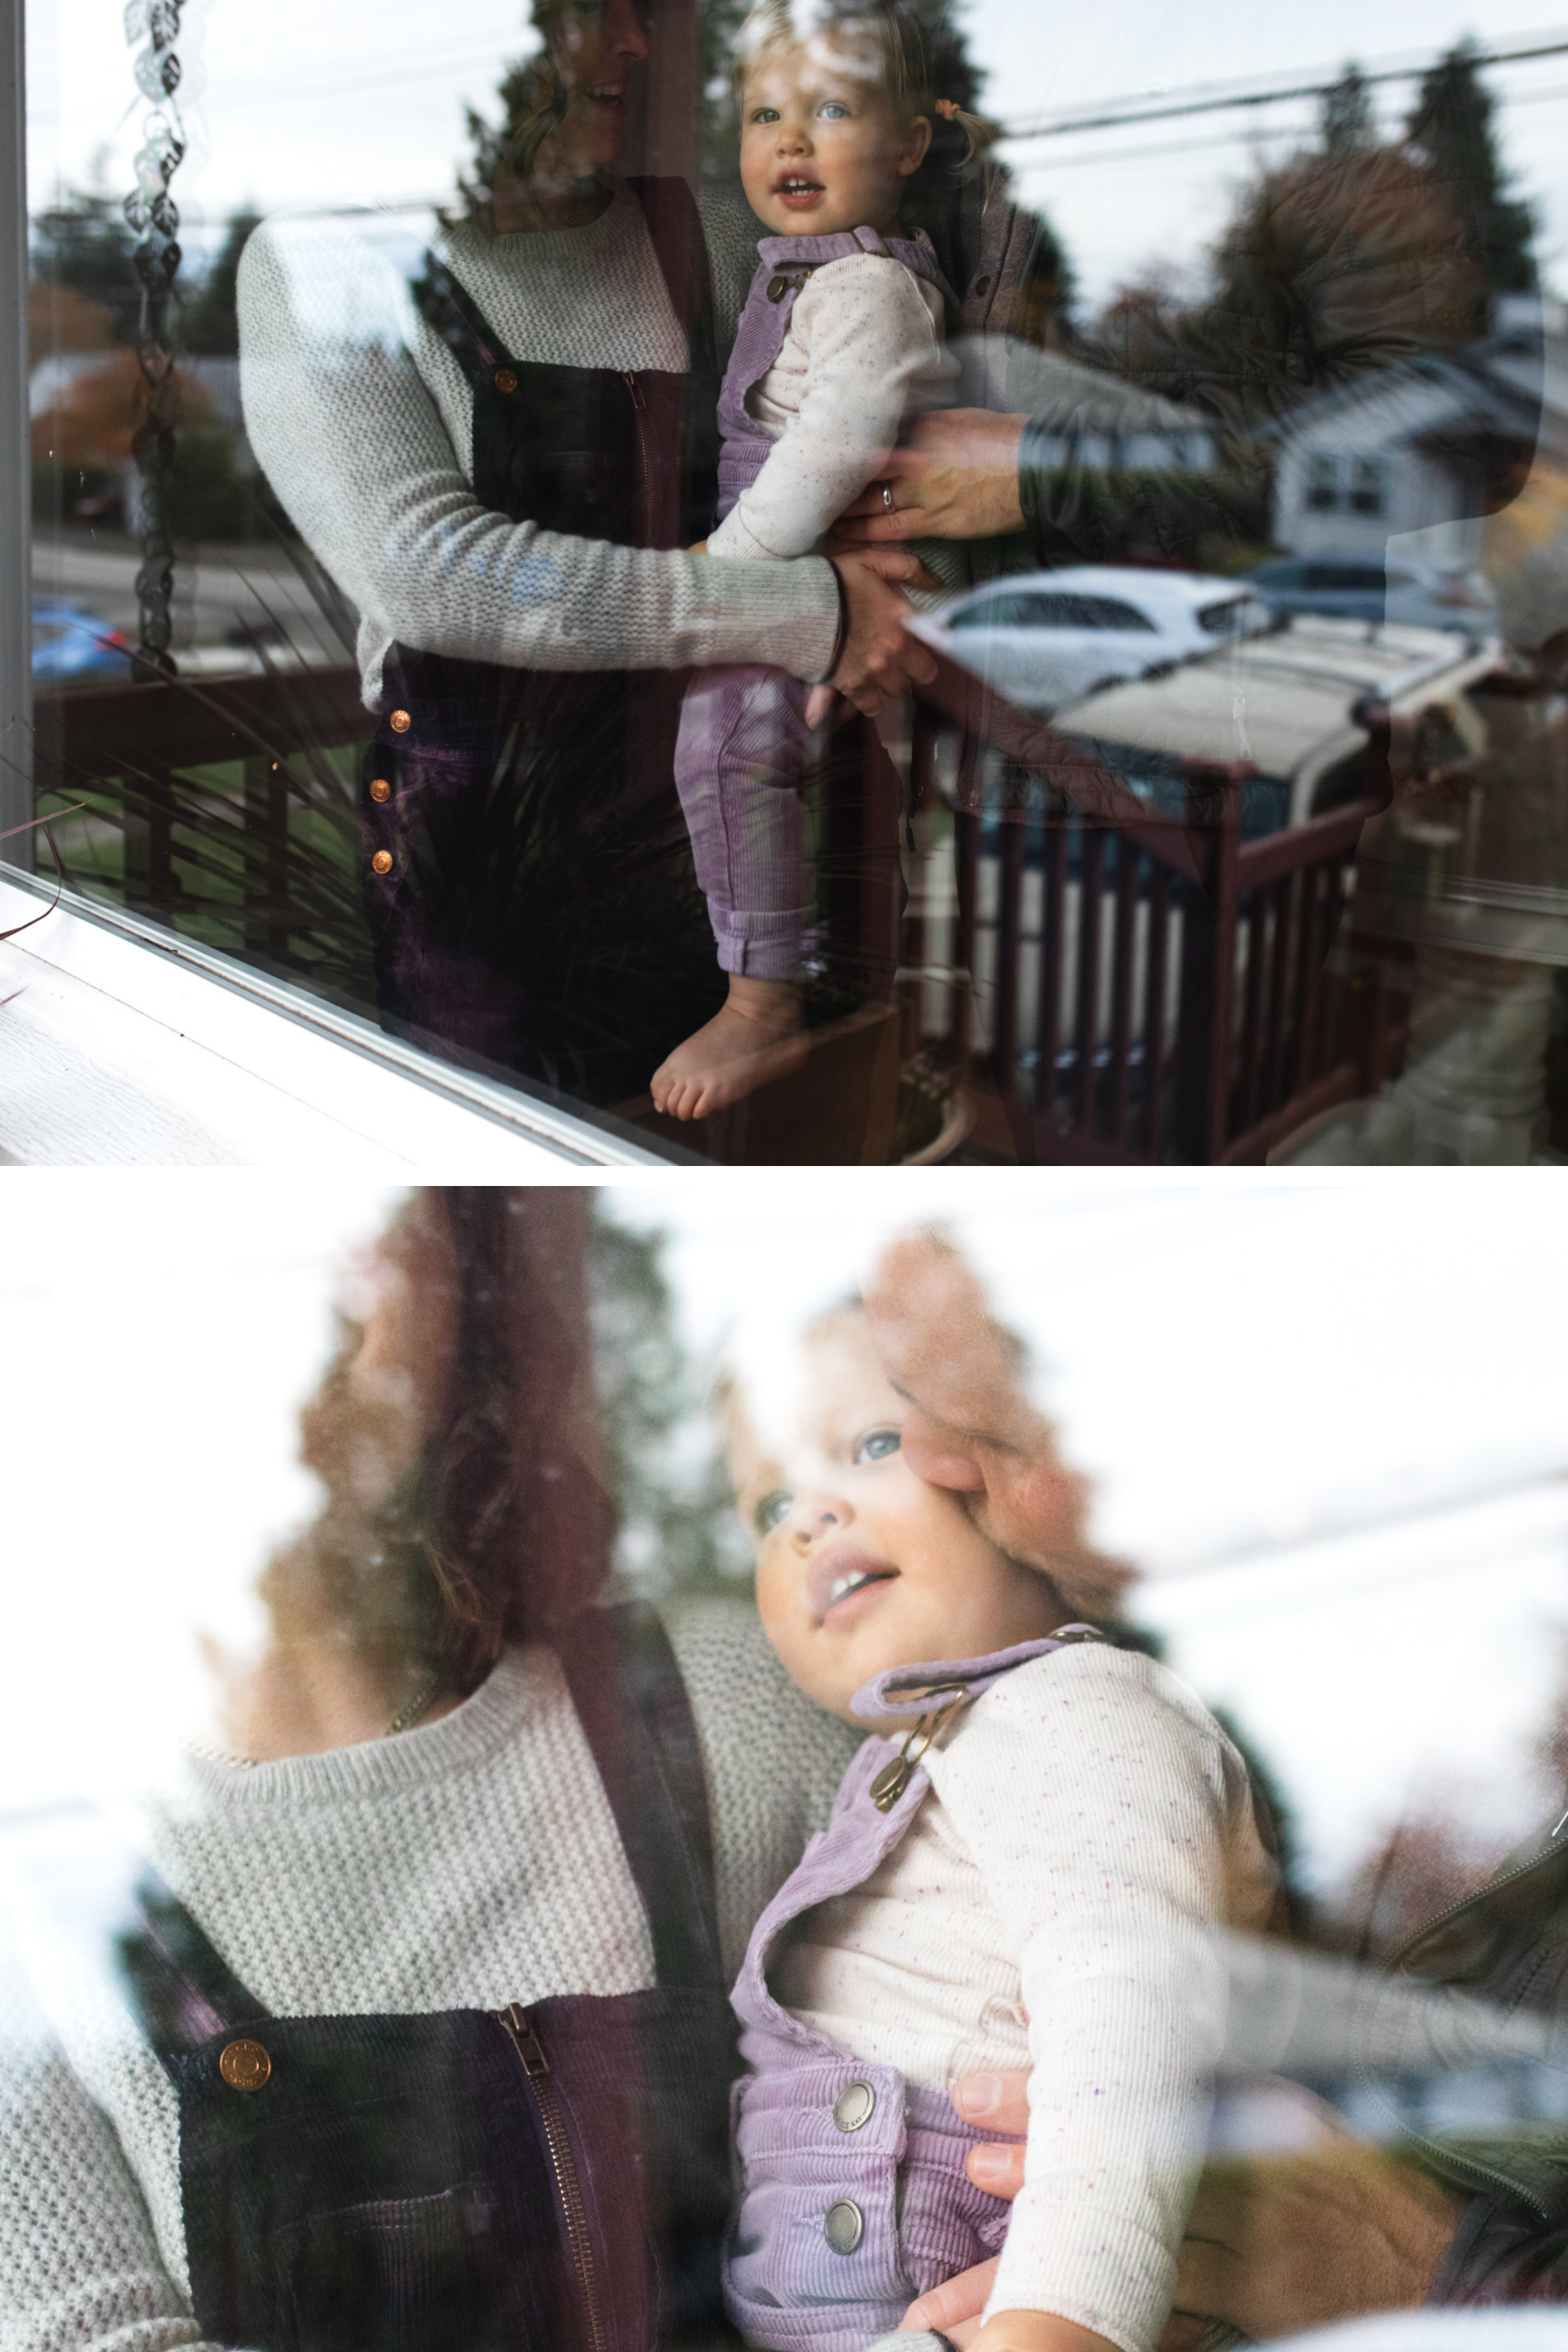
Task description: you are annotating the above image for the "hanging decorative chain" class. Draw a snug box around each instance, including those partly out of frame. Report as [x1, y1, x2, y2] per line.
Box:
[122, 0, 186, 679]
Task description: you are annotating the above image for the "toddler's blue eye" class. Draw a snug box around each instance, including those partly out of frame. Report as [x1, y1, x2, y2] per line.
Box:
[818, 101, 850, 118]
[755, 1488, 793, 1534]
[854, 1428, 901, 1465]
[753, 106, 781, 122]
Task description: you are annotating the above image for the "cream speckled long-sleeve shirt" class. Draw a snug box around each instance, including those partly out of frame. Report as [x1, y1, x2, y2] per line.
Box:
[774, 1644, 1278, 2352]
[708, 252, 954, 564]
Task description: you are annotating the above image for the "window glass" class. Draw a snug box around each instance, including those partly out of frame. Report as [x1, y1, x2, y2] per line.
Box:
[5, 1180, 1568, 2348]
[11, 2, 1567, 1166]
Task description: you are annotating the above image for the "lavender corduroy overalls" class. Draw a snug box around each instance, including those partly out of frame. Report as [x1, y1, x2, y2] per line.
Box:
[674, 227, 953, 981]
[725, 1631, 1100, 2352]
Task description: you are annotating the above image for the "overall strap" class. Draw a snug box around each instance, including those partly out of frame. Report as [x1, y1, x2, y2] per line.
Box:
[16, 1822, 272, 2077]
[116, 1868, 274, 2061]
[626, 174, 720, 393]
[413, 252, 515, 389]
[556, 1601, 726, 1995]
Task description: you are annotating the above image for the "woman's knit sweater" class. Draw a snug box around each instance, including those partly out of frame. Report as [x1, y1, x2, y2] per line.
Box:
[236, 181, 846, 710]
[0, 1598, 859, 2352]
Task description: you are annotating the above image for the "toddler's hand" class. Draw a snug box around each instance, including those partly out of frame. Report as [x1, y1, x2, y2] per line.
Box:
[963, 2311, 1118, 2352]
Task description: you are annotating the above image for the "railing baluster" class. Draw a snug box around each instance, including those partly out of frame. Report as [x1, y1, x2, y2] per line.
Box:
[1141, 867, 1170, 1158]
[1108, 840, 1138, 1147]
[952, 805, 979, 1071]
[1035, 817, 1068, 1125]
[1075, 827, 1105, 1137]
[1264, 872, 1294, 1112]
[243, 755, 289, 960]
[1286, 862, 1322, 1100]
[994, 815, 1025, 1100]
[1238, 885, 1267, 1133]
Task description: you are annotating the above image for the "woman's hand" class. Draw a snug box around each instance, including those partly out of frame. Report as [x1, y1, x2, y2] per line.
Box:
[830, 412, 1028, 547]
[1158, 2149, 1464, 2348]
[912, 2069, 1466, 2348]
[864, 1234, 1095, 1577]
[825, 547, 942, 719]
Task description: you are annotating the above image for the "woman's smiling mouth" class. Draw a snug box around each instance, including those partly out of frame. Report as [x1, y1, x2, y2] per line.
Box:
[809, 1548, 898, 1624]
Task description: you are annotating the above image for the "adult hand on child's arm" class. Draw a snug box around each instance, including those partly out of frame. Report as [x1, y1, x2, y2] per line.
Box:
[821, 549, 940, 722]
[830, 412, 1028, 547]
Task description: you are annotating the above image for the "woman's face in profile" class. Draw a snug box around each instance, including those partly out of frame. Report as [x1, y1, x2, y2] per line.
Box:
[546, 0, 653, 175]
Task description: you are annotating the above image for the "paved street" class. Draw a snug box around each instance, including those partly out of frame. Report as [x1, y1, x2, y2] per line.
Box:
[33, 531, 356, 667]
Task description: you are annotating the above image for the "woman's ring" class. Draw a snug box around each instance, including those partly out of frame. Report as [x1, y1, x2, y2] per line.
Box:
[882, 483, 897, 514]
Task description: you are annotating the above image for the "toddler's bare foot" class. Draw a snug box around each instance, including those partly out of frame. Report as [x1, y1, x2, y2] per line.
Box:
[651, 976, 808, 1120]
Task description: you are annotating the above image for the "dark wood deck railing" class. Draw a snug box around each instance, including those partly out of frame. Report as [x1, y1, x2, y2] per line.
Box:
[909, 649, 1391, 1164]
[32, 651, 1403, 1162]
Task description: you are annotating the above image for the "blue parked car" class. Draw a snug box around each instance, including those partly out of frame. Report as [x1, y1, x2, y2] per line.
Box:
[32, 601, 132, 683]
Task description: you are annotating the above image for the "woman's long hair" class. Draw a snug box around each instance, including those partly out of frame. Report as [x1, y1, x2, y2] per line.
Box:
[256, 1189, 613, 1706]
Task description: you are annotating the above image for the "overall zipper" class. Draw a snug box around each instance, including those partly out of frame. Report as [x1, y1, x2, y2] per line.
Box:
[624, 373, 654, 547]
[497, 2003, 611, 2352]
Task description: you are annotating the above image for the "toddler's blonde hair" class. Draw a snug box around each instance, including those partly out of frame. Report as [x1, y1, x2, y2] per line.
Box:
[732, 0, 991, 158]
[721, 1296, 1135, 1627]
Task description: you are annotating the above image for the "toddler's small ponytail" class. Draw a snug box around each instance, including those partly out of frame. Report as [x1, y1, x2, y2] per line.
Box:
[932, 95, 996, 167]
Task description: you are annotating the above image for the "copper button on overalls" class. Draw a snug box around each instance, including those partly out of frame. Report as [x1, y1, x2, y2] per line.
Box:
[218, 2038, 271, 2091]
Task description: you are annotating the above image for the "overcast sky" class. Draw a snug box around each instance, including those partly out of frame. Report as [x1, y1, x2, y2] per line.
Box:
[24, 0, 1568, 304]
[3, 1172, 1564, 1910]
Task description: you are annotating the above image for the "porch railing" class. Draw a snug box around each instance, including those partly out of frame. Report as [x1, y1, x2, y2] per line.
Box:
[29, 651, 1407, 1163]
[907, 649, 1393, 1165]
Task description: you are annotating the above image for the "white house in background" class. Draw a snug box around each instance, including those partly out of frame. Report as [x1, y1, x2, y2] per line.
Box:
[953, 335, 1217, 474]
[1269, 301, 1567, 560]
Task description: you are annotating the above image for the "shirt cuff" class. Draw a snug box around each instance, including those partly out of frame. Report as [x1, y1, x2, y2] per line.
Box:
[1018, 416, 1058, 560]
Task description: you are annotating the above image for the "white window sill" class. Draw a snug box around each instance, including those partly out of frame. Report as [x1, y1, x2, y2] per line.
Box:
[0, 869, 671, 1169]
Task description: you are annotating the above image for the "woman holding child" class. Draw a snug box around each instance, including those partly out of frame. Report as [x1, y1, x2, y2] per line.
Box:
[10, 1194, 1544, 2350]
[238, 0, 1027, 1120]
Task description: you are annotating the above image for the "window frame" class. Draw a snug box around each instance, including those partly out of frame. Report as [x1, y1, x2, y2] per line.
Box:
[0, 10, 669, 1167]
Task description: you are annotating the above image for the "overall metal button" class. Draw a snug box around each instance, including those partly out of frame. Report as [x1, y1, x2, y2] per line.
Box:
[389, 709, 412, 733]
[494, 367, 518, 393]
[371, 850, 393, 875]
[823, 2199, 864, 2255]
[767, 273, 790, 302]
[833, 2080, 875, 2132]
[368, 777, 391, 803]
[218, 2038, 271, 2092]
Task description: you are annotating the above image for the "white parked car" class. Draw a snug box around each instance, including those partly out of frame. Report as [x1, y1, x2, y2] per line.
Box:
[912, 566, 1275, 712]
[1053, 615, 1502, 834]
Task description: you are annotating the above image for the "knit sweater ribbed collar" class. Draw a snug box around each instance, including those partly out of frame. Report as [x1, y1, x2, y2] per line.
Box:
[175, 1647, 541, 1815]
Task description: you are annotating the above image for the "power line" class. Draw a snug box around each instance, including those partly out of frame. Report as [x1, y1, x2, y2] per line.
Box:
[1152, 1461, 1568, 1587]
[999, 29, 1568, 145]
[1007, 78, 1568, 177]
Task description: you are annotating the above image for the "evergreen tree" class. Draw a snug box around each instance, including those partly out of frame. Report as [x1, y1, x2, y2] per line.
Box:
[448, 0, 1073, 334]
[179, 210, 261, 358]
[1405, 38, 1535, 301]
[30, 181, 143, 347]
[587, 1207, 748, 1600]
[1319, 63, 1373, 158]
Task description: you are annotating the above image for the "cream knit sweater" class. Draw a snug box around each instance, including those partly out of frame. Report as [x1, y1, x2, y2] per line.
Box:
[0, 1599, 859, 2352]
[236, 181, 846, 711]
